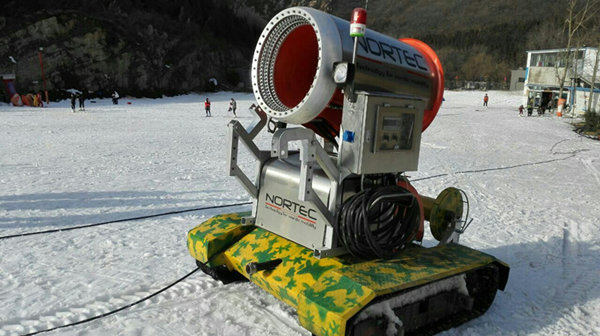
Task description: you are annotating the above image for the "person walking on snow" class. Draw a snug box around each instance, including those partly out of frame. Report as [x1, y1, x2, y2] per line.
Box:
[36, 92, 44, 107]
[70, 93, 77, 112]
[78, 91, 86, 111]
[33, 93, 40, 107]
[204, 98, 211, 117]
[483, 93, 489, 107]
[112, 90, 119, 105]
[228, 98, 237, 117]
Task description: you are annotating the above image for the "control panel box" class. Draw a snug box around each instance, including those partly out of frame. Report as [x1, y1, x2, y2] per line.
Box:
[339, 92, 425, 174]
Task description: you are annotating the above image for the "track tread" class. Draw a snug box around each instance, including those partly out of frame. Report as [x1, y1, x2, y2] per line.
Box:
[196, 260, 248, 284]
[346, 264, 501, 336]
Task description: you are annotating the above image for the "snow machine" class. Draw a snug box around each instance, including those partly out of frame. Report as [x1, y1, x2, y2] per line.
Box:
[187, 7, 508, 336]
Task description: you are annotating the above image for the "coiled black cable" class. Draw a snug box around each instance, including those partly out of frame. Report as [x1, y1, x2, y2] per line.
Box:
[339, 185, 421, 259]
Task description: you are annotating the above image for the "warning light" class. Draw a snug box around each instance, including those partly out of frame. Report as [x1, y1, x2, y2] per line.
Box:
[349, 8, 367, 37]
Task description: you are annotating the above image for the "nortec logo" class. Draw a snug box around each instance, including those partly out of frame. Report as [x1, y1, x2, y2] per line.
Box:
[265, 193, 318, 221]
[357, 36, 428, 71]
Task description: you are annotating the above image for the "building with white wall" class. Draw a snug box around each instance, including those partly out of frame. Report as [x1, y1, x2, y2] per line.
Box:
[524, 47, 599, 115]
[510, 68, 526, 91]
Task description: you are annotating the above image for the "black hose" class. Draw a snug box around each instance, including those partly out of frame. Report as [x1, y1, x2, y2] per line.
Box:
[411, 155, 575, 182]
[338, 185, 420, 259]
[0, 201, 252, 240]
[413, 137, 584, 182]
[22, 267, 201, 336]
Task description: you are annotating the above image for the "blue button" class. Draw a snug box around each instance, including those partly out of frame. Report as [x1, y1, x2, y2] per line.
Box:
[343, 130, 355, 143]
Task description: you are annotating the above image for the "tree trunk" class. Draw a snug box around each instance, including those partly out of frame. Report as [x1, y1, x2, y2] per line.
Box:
[587, 46, 599, 113]
[557, 0, 577, 103]
[557, 0, 599, 107]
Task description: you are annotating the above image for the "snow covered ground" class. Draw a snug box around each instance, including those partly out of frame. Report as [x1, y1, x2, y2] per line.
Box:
[1, 90, 599, 336]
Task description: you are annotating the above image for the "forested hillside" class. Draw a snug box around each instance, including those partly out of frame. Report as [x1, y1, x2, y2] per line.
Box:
[365, 0, 599, 85]
[0, 0, 598, 99]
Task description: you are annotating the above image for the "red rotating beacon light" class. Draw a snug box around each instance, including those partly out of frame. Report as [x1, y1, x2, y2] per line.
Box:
[350, 8, 367, 37]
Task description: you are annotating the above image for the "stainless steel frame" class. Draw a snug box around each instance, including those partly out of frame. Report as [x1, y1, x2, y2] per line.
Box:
[227, 106, 269, 199]
[227, 93, 430, 258]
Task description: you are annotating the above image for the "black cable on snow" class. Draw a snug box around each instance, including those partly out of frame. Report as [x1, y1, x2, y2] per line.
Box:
[412, 154, 576, 182]
[22, 267, 201, 336]
[412, 136, 589, 182]
[550, 138, 572, 154]
[411, 173, 451, 182]
[0, 201, 252, 241]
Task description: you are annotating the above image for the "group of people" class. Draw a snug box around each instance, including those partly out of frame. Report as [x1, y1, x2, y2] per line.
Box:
[519, 99, 554, 117]
[68, 90, 120, 112]
[70, 92, 86, 112]
[204, 97, 237, 117]
[66, 92, 240, 116]
[32, 92, 44, 107]
[482, 93, 554, 117]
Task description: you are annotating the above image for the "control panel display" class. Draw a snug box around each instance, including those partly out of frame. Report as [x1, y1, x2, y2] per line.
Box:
[340, 93, 424, 174]
[374, 107, 416, 152]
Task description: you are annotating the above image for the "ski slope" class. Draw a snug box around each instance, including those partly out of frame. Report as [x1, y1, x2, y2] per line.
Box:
[1, 90, 599, 336]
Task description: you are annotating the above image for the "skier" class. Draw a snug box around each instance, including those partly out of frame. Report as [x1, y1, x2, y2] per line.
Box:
[36, 92, 44, 107]
[518, 105, 524, 116]
[70, 93, 77, 112]
[78, 91, 86, 111]
[112, 90, 119, 104]
[483, 93, 489, 107]
[204, 98, 211, 117]
[33, 93, 40, 107]
[228, 98, 237, 117]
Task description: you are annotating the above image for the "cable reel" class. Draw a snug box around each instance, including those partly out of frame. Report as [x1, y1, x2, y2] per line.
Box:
[338, 184, 422, 259]
[426, 187, 472, 244]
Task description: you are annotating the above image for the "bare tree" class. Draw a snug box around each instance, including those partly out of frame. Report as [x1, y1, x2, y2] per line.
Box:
[557, 0, 600, 105]
[587, 45, 599, 113]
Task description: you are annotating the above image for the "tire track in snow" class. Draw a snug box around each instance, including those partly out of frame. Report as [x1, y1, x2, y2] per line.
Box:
[463, 177, 599, 334]
[517, 219, 600, 335]
[0, 275, 212, 336]
[547, 219, 600, 334]
[185, 282, 308, 336]
[579, 157, 600, 187]
[536, 268, 600, 336]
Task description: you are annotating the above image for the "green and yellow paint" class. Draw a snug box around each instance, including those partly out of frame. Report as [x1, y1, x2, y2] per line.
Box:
[187, 212, 508, 336]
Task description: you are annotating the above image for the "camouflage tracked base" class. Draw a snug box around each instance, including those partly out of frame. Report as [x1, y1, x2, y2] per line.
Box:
[188, 213, 509, 336]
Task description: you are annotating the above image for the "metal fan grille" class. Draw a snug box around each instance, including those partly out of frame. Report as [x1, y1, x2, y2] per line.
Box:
[256, 15, 310, 112]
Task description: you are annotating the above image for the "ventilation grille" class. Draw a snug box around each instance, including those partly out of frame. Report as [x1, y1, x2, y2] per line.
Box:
[256, 15, 310, 112]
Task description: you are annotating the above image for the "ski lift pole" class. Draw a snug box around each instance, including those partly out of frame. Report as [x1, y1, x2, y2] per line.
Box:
[38, 47, 49, 105]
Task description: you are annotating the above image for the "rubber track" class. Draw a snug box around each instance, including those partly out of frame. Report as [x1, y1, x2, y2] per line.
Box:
[408, 265, 499, 335]
[346, 264, 500, 336]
